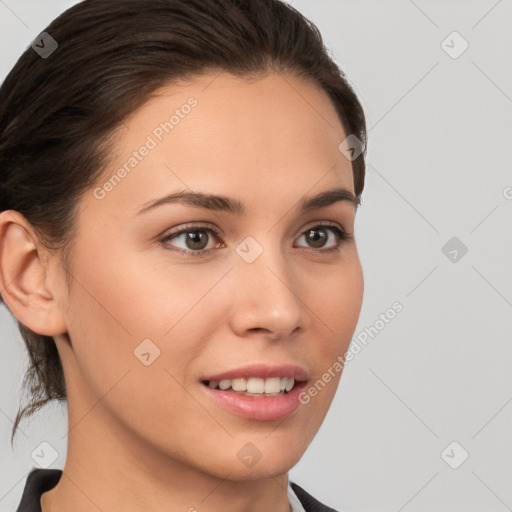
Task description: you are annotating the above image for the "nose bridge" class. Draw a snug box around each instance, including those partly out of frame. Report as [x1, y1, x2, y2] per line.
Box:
[229, 234, 304, 337]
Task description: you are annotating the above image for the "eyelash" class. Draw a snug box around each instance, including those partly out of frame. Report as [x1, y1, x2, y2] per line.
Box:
[160, 222, 352, 257]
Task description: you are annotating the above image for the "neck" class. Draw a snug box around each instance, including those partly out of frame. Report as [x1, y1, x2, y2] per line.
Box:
[41, 405, 292, 512]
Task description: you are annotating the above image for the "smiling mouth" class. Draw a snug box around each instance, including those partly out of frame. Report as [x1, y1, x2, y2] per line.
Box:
[201, 376, 296, 397]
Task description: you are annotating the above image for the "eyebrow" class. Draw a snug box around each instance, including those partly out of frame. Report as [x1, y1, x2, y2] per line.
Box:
[136, 186, 360, 216]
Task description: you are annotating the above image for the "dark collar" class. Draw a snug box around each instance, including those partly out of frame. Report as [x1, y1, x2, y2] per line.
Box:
[16, 469, 339, 512]
[290, 482, 339, 512]
[16, 468, 62, 512]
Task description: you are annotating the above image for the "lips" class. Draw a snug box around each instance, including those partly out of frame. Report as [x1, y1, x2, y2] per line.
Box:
[199, 363, 309, 420]
[200, 378, 308, 420]
[201, 363, 309, 383]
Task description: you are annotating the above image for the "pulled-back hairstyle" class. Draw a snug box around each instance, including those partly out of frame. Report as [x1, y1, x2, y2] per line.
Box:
[0, 0, 367, 442]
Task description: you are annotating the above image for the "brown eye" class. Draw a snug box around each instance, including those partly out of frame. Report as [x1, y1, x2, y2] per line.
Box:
[305, 227, 328, 248]
[182, 230, 209, 250]
[295, 225, 347, 251]
[161, 226, 221, 254]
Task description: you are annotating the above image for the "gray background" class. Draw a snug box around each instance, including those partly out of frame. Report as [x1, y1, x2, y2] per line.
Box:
[1, 1, 511, 511]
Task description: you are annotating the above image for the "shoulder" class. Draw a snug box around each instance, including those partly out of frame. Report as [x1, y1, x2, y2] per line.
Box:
[290, 481, 340, 512]
[15, 468, 62, 512]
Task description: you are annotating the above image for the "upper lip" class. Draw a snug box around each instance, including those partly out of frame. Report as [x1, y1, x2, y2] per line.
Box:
[201, 363, 308, 383]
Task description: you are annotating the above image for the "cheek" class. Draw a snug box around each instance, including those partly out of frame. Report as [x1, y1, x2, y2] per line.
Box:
[62, 250, 212, 442]
[64, 248, 229, 391]
[332, 266, 363, 344]
[289, 254, 363, 414]
[72, 245, 220, 338]
[311, 253, 364, 352]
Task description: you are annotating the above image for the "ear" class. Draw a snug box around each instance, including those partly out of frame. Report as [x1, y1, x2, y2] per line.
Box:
[0, 210, 68, 336]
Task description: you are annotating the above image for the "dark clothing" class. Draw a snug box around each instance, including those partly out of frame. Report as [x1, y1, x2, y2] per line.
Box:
[15, 468, 339, 512]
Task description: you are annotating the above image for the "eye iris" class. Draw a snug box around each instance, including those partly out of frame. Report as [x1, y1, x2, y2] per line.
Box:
[186, 230, 208, 250]
[307, 228, 327, 248]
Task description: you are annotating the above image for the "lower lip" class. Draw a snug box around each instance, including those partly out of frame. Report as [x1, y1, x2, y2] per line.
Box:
[200, 381, 308, 421]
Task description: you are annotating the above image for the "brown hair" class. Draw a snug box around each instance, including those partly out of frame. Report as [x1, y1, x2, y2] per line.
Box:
[0, 0, 367, 443]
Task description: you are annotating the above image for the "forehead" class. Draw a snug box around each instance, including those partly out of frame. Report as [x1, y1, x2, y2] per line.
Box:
[88, 71, 355, 218]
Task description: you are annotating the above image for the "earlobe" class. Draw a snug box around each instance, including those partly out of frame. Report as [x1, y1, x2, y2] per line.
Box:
[0, 210, 68, 336]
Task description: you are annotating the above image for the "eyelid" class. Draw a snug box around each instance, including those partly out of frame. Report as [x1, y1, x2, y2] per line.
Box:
[301, 219, 343, 232]
[161, 220, 345, 238]
[162, 221, 221, 237]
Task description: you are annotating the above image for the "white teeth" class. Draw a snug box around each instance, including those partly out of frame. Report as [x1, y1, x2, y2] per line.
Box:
[206, 377, 296, 394]
[231, 378, 246, 391]
[264, 377, 282, 394]
[218, 379, 231, 390]
[247, 377, 265, 393]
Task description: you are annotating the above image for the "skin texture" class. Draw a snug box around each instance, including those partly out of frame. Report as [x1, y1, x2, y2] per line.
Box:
[0, 71, 364, 512]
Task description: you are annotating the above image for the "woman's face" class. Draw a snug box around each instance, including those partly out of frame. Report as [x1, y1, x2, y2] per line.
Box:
[52, 71, 364, 479]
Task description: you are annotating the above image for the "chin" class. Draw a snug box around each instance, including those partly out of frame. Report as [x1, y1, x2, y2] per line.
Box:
[225, 435, 308, 480]
[212, 455, 299, 481]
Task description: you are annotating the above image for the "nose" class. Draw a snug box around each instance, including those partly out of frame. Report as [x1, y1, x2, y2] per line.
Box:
[228, 239, 305, 341]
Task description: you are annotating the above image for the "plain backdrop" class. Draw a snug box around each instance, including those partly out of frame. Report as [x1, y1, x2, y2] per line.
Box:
[1, 1, 511, 511]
